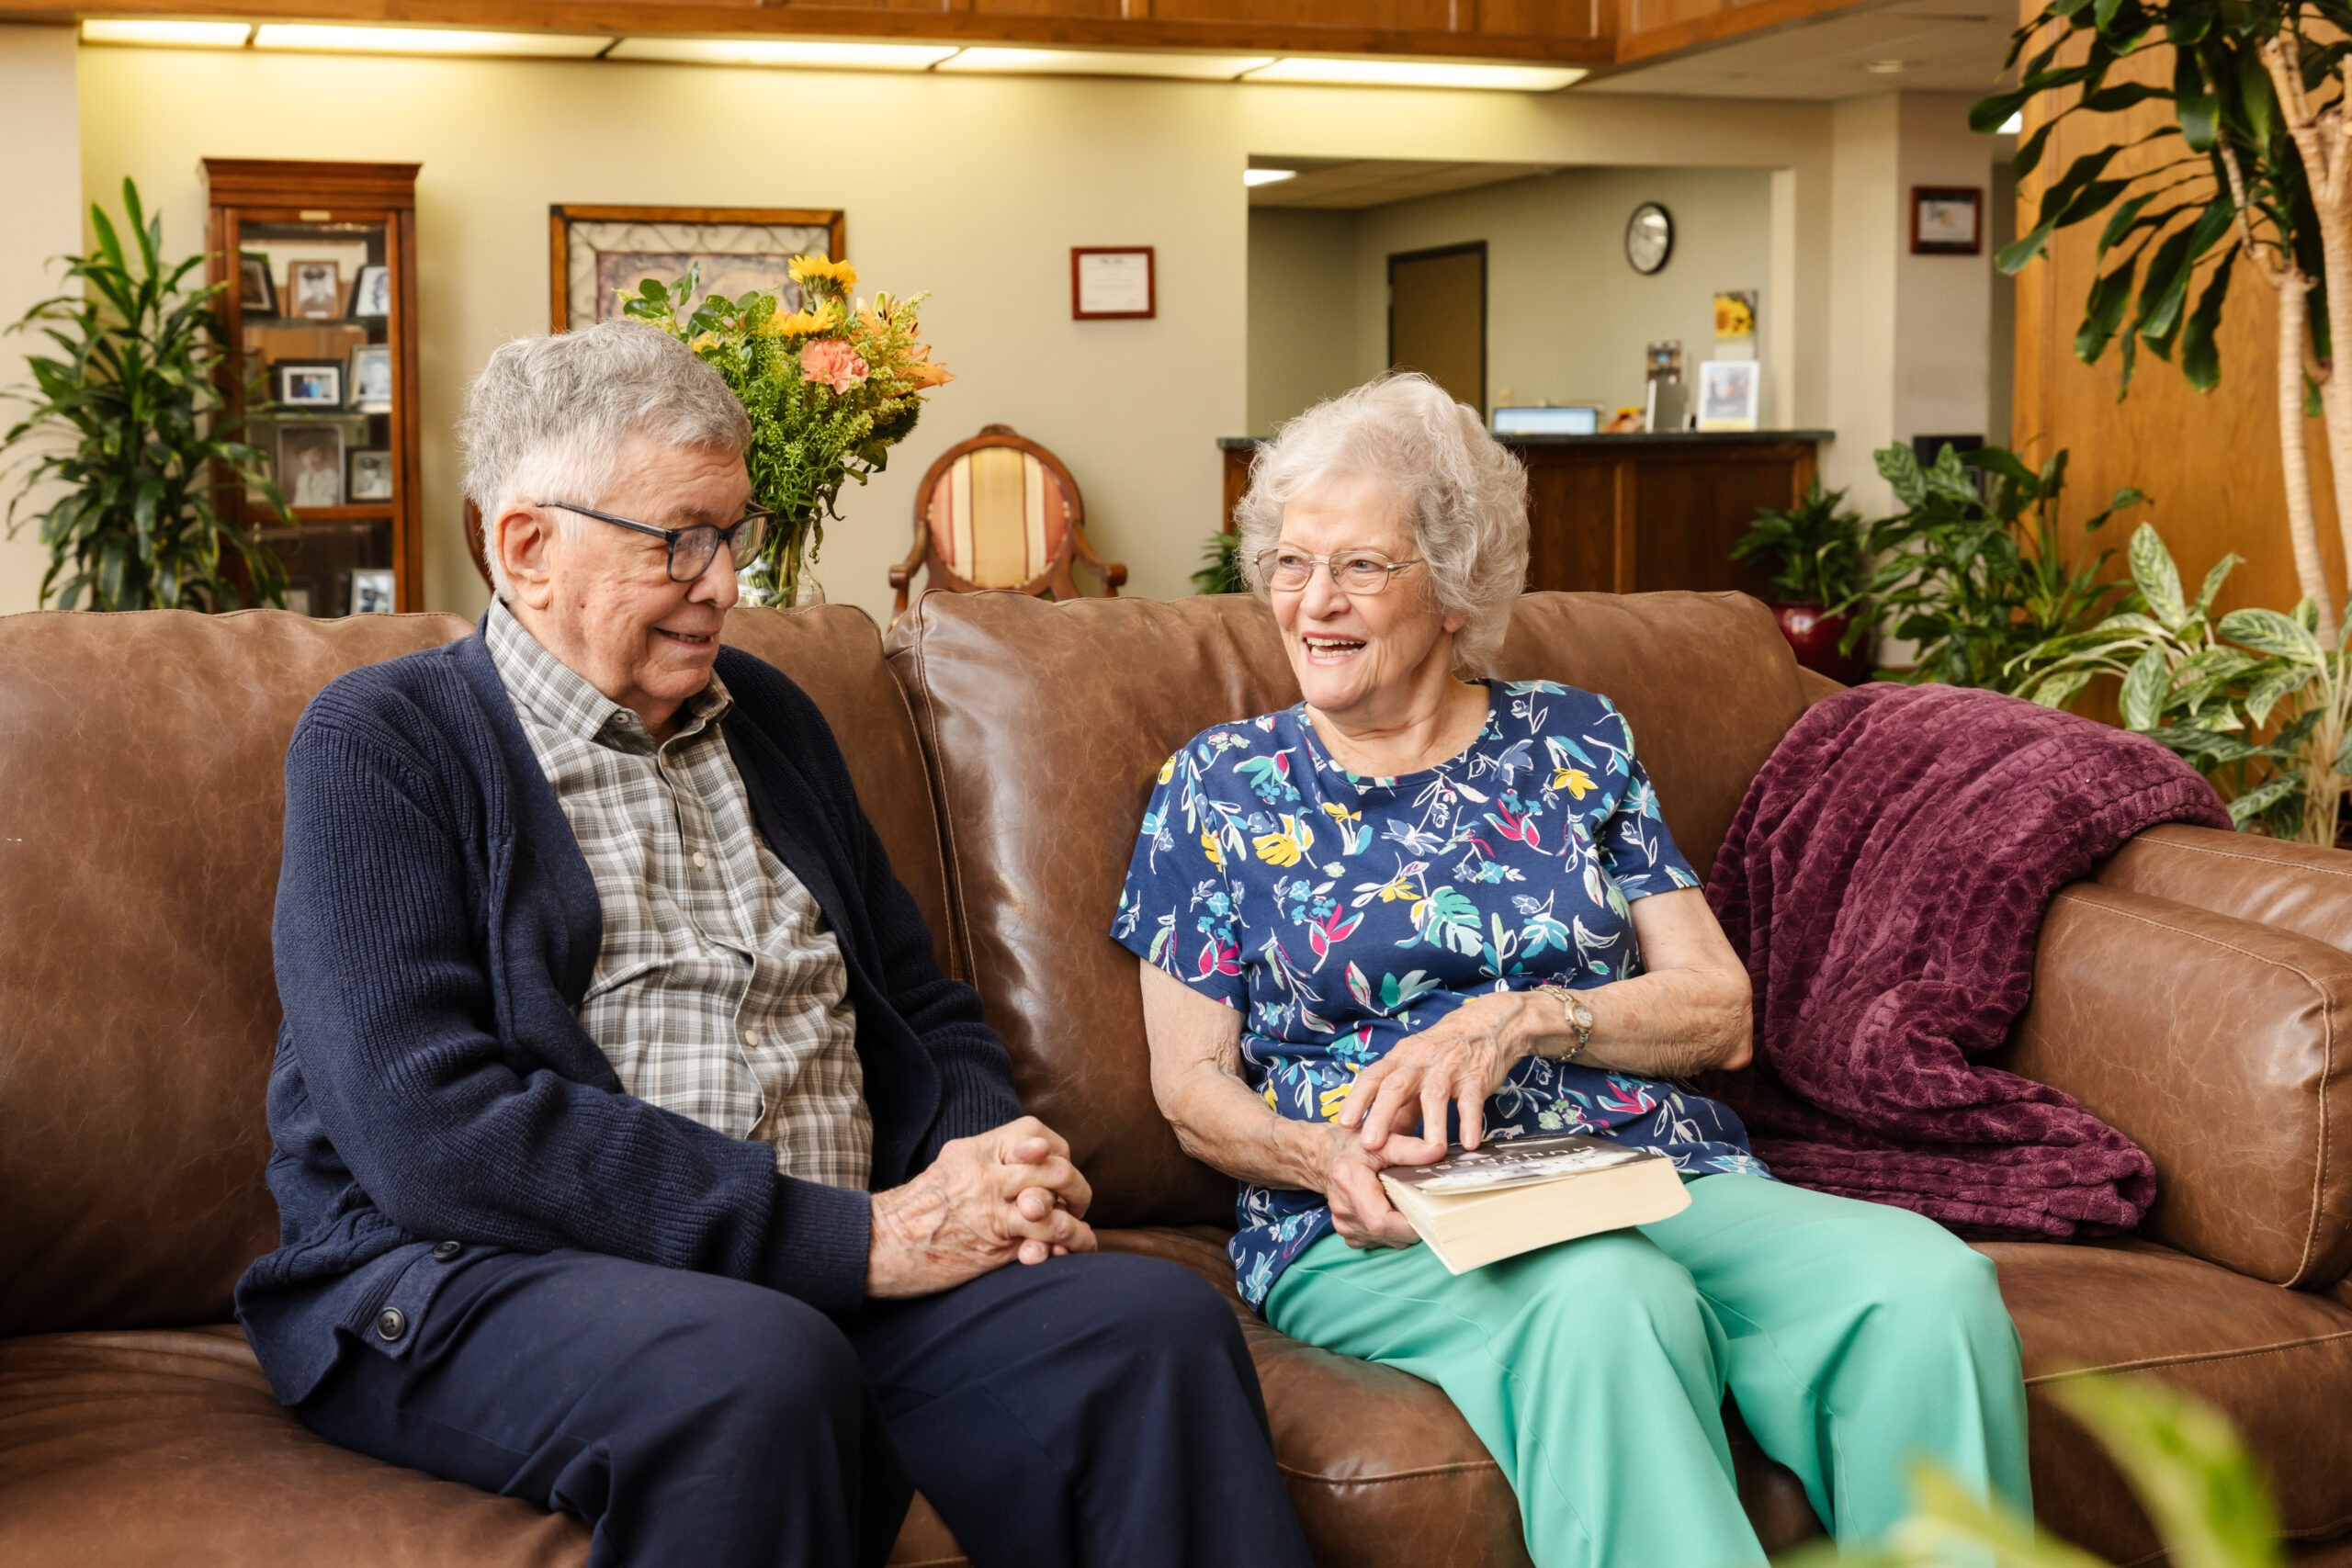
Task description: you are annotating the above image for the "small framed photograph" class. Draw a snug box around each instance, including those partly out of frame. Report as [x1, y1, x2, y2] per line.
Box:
[350, 568, 397, 615]
[348, 448, 394, 502]
[1071, 247, 1155, 320]
[238, 254, 277, 317]
[273, 358, 345, 410]
[1912, 186, 1983, 254]
[350, 264, 392, 319]
[278, 422, 345, 509]
[288, 260, 343, 320]
[1696, 359, 1759, 432]
[348, 343, 392, 413]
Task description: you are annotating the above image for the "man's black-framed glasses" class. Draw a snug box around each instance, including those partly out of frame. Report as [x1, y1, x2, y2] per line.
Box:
[537, 500, 774, 583]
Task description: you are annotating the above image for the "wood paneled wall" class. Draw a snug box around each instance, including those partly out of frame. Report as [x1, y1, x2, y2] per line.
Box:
[2013, 16, 2348, 622]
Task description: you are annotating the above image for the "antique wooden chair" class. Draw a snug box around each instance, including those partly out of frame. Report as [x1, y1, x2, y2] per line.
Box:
[891, 424, 1125, 616]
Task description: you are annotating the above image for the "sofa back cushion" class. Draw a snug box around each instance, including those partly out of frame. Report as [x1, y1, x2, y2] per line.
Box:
[0, 604, 946, 1336]
[885, 589, 1808, 1228]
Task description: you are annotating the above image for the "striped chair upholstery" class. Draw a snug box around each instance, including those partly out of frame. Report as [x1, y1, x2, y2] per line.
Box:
[892, 424, 1125, 615]
[925, 446, 1074, 590]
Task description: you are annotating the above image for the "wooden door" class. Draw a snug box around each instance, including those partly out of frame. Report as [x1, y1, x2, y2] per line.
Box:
[1388, 243, 1487, 417]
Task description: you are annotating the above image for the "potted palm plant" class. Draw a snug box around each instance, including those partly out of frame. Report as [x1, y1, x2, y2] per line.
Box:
[0, 179, 287, 611]
[1731, 479, 1874, 682]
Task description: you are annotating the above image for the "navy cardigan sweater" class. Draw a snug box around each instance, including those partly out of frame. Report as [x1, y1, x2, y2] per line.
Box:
[235, 626, 1023, 1404]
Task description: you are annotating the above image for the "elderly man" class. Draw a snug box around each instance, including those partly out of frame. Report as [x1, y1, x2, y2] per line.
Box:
[237, 320, 1312, 1568]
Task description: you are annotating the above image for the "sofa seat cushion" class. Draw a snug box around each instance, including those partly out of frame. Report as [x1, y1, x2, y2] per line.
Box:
[0, 1324, 966, 1568]
[1097, 1225, 1825, 1567]
[1987, 1238, 2352, 1562]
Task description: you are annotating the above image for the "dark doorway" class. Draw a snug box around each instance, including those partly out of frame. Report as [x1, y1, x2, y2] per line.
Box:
[1387, 242, 1487, 417]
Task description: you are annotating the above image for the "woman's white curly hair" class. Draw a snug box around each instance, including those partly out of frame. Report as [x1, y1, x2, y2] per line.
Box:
[1233, 373, 1529, 668]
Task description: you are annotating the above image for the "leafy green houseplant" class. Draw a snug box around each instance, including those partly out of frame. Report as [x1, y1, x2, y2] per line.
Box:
[624, 255, 951, 605]
[1978, 0, 2352, 645]
[2016, 524, 2351, 843]
[0, 178, 287, 611]
[1776, 1371, 2281, 1568]
[1193, 529, 1247, 595]
[1733, 480, 1874, 682]
[1837, 443, 2142, 694]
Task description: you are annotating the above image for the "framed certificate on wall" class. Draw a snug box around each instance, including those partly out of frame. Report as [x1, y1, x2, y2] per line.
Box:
[1072, 247, 1155, 320]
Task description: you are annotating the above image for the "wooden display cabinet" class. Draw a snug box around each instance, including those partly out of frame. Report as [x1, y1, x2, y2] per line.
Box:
[204, 159, 422, 616]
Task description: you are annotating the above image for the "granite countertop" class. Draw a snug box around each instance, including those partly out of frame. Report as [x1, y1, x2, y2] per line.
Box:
[1216, 431, 1833, 449]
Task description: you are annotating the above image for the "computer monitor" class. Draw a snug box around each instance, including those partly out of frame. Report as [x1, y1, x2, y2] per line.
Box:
[1490, 405, 1600, 436]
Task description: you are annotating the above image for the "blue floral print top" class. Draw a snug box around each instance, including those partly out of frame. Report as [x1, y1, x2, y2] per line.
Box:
[1113, 680, 1770, 1309]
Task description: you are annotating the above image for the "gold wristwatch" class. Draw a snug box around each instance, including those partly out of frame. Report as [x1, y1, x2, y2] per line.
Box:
[1534, 978, 1594, 1064]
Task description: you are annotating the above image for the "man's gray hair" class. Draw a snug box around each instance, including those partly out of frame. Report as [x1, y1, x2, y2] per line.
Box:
[459, 319, 752, 600]
[1234, 373, 1529, 668]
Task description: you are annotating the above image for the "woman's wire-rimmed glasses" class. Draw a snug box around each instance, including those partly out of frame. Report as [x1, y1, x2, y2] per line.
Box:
[537, 500, 774, 584]
[1256, 547, 1423, 595]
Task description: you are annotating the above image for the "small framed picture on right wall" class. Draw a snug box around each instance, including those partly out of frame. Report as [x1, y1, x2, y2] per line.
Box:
[1912, 186, 1983, 254]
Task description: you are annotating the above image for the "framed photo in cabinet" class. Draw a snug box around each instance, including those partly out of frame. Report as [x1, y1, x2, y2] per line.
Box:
[273, 359, 344, 410]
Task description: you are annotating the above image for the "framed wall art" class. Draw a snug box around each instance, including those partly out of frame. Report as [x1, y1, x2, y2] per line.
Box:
[1911, 187, 1983, 255]
[548, 204, 845, 333]
[1071, 247, 1155, 320]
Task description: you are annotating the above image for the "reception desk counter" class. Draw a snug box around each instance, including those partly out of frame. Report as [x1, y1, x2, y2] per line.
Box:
[1219, 430, 1830, 597]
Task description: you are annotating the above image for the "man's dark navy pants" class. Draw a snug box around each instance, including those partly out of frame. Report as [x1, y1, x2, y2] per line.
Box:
[296, 1247, 1312, 1568]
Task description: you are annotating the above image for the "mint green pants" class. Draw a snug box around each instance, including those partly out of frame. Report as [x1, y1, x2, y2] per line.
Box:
[1263, 1174, 2029, 1568]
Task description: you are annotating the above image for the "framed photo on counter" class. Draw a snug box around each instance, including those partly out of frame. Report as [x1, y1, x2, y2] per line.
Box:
[1696, 360, 1759, 431]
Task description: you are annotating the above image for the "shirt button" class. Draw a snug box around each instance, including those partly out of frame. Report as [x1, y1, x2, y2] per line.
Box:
[693, 852, 708, 870]
[741, 1030, 756, 1046]
[431, 1240, 462, 1262]
[374, 1308, 408, 1342]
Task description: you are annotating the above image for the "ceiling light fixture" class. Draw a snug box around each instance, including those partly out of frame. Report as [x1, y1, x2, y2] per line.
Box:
[253, 24, 612, 56]
[82, 18, 254, 46]
[608, 38, 958, 70]
[1240, 57, 1584, 91]
[938, 47, 1271, 78]
[1244, 168, 1298, 186]
[1864, 58, 1909, 73]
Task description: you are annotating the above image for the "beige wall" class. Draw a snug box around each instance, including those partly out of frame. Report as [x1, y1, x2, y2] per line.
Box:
[0, 25, 82, 615]
[55, 46, 1846, 626]
[1344, 164, 1774, 423]
[1246, 208, 1359, 437]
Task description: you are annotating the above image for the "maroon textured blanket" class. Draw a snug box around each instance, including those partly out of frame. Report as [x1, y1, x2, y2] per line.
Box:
[1698, 682, 2228, 1238]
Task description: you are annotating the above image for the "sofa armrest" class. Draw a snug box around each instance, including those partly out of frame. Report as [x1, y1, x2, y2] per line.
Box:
[1793, 666, 1845, 709]
[2001, 882, 2352, 1288]
[2098, 823, 2352, 953]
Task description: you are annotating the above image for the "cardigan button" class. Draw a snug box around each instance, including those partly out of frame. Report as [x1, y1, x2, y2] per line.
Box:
[432, 1240, 462, 1262]
[374, 1308, 408, 1342]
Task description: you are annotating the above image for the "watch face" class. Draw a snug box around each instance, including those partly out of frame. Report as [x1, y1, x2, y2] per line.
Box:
[1626, 202, 1673, 275]
[1569, 998, 1595, 1029]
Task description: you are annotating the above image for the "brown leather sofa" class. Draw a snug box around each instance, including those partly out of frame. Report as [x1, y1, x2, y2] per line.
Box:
[4, 590, 2349, 1567]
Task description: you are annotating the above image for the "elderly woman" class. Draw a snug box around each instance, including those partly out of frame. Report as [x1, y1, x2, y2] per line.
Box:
[1114, 375, 2029, 1567]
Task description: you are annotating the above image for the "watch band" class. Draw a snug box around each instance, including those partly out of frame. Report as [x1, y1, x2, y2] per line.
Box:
[1535, 978, 1593, 1065]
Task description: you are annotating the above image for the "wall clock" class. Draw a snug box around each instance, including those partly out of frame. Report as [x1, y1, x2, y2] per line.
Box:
[1625, 202, 1673, 275]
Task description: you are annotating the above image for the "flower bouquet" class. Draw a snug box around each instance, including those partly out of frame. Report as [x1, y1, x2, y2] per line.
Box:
[623, 255, 951, 605]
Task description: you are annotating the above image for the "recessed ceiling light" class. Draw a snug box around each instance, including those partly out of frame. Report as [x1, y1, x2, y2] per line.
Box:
[82, 19, 253, 47]
[1864, 58, 1909, 73]
[252, 25, 611, 57]
[608, 38, 957, 70]
[1241, 57, 1584, 91]
[1999, 109, 2023, 133]
[938, 47, 1270, 78]
[1244, 168, 1298, 186]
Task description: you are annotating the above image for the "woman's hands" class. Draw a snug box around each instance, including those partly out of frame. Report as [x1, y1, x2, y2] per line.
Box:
[1320, 1122, 1447, 1247]
[1336, 989, 1542, 1154]
[865, 1116, 1096, 1300]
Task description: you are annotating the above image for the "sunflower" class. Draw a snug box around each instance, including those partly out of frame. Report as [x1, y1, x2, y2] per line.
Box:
[789, 255, 860, 291]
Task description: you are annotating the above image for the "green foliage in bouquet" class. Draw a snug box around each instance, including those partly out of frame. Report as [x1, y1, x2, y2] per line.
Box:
[1775, 1371, 2279, 1568]
[0, 178, 288, 611]
[1733, 479, 1871, 608]
[1837, 443, 2142, 693]
[2014, 525, 2352, 843]
[624, 254, 952, 604]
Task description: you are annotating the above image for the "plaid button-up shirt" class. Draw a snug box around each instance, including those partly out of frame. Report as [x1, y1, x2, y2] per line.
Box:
[485, 601, 872, 1190]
